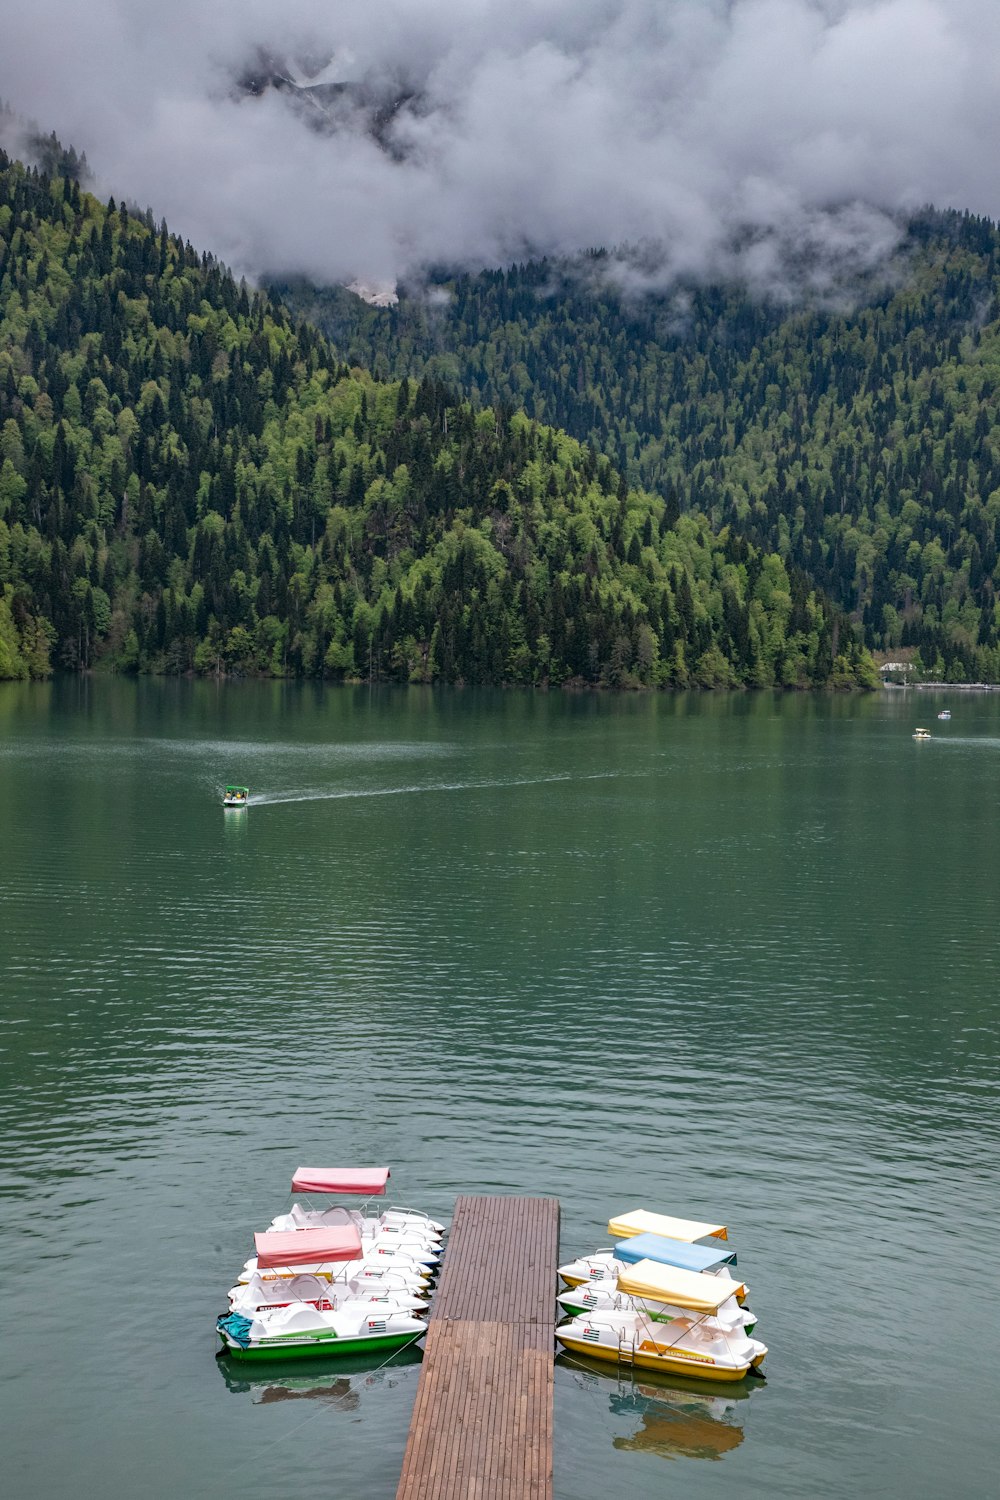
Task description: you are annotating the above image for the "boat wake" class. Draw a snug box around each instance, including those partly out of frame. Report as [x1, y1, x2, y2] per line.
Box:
[932, 736, 1000, 749]
[247, 770, 616, 807]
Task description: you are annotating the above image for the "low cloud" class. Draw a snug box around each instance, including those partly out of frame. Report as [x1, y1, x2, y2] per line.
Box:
[2, 1, 999, 291]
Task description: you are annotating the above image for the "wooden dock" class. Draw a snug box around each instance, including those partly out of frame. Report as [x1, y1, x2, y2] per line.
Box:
[396, 1195, 559, 1500]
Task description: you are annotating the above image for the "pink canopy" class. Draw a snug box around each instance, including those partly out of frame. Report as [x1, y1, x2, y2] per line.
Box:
[291, 1167, 391, 1196]
[254, 1226, 363, 1269]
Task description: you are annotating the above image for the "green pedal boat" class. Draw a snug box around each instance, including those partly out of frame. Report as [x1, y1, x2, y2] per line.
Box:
[217, 1301, 426, 1362]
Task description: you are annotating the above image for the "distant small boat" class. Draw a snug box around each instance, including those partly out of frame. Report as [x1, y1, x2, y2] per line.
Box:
[937, 710, 951, 720]
[912, 728, 931, 741]
[223, 785, 249, 807]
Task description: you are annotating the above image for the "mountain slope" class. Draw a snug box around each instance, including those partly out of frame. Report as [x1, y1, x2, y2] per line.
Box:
[278, 213, 1000, 682]
[0, 151, 872, 689]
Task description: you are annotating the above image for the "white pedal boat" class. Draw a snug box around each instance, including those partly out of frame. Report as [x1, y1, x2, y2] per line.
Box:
[217, 1300, 426, 1363]
[229, 1270, 429, 1316]
[556, 1282, 757, 1335]
[270, 1206, 443, 1241]
[556, 1259, 766, 1384]
[236, 1226, 434, 1288]
[238, 1248, 435, 1287]
[267, 1203, 442, 1254]
[286, 1166, 445, 1235]
[559, 1210, 730, 1288]
[559, 1229, 741, 1293]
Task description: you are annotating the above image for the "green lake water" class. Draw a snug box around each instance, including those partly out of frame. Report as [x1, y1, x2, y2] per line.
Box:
[0, 679, 997, 1498]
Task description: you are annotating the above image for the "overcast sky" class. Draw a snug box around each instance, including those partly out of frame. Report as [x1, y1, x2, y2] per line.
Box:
[2, 0, 1000, 289]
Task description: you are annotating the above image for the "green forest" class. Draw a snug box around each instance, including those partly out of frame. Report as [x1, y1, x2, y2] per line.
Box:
[0, 150, 875, 689]
[281, 211, 1000, 684]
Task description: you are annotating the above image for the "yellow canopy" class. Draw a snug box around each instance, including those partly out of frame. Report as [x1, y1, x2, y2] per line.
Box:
[608, 1209, 728, 1243]
[617, 1259, 746, 1313]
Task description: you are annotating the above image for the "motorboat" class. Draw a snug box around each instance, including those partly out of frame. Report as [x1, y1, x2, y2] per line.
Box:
[217, 1300, 426, 1362]
[223, 784, 249, 807]
[559, 1231, 738, 1291]
[937, 710, 951, 720]
[229, 1270, 429, 1316]
[912, 727, 932, 740]
[556, 1259, 767, 1383]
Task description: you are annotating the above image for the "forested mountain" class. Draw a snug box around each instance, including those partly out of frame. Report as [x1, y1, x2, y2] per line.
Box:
[278, 212, 1000, 683]
[0, 151, 873, 688]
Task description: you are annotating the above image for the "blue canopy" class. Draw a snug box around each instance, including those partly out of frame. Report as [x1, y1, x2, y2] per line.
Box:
[614, 1232, 737, 1273]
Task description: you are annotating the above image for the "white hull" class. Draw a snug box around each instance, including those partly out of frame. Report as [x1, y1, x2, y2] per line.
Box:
[230, 1271, 429, 1316]
[267, 1204, 442, 1259]
[238, 1248, 434, 1287]
[557, 1283, 756, 1330]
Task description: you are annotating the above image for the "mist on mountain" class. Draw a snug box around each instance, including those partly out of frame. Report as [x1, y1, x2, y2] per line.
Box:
[2, 1, 999, 293]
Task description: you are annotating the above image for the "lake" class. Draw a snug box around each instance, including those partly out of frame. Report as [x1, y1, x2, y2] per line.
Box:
[0, 679, 997, 1499]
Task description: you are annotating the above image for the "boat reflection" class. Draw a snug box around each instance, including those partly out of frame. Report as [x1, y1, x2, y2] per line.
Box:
[559, 1354, 761, 1463]
[217, 1345, 423, 1406]
[222, 808, 248, 841]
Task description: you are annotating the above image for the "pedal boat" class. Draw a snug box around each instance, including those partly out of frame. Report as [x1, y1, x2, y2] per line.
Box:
[556, 1259, 767, 1383]
[279, 1166, 445, 1236]
[218, 1225, 427, 1361]
[237, 1230, 435, 1288]
[559, 1230, 737, 1291]
[273, 1206, 444, 1244]
[229, 1270, 429, 1317]
[217, 1301, 426, 1363]
[223, 784, 249, 807]
[266, 1205, 441, 1262]
[558, 1232, 753, 1329]
[558, 1283, 756, 1336]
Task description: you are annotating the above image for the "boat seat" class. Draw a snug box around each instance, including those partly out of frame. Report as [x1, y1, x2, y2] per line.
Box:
[287, 1274, 325, 1301]
[315, 1206, 352, 1227]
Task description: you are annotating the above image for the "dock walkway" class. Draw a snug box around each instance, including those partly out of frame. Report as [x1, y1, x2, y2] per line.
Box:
[396, 1194, 559, 1500]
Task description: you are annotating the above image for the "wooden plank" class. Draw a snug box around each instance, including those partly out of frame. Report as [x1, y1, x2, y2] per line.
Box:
[396, 1195, 559, 1500]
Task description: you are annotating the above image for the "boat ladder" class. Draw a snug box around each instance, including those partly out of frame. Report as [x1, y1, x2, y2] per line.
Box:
[617, 1336, 636, 1369]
